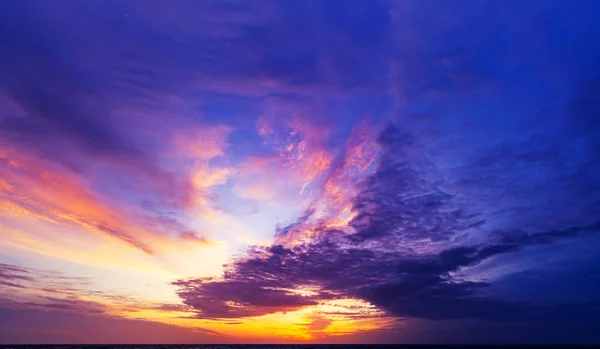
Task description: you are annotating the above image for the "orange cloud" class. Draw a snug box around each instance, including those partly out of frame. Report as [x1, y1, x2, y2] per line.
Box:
[171, 125, 232, 160]
[192, 164, 235, 189]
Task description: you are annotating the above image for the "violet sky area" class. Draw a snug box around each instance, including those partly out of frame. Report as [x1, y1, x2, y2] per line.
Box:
[1, 0, 600, 344]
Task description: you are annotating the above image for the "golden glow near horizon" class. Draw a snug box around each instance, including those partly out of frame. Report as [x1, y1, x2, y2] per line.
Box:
[105, 298, 395, 342]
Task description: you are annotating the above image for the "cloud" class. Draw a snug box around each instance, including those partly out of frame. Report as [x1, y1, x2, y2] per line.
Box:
[0, 0, 394, 261]
[0, 263, 118, 318]
[174, 120, 600, 326]
[171, 125, 232, 161]
[0, 263, 33, 289]
[0, 142, 225, 259]
[0, 263, 34, 285]
[303, 315, 333, 331]
[0, 262, 90, 293]
[0, 151, 157, 256]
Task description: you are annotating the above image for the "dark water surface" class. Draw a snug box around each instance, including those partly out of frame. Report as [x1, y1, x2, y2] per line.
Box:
[0, 344, 600, 349]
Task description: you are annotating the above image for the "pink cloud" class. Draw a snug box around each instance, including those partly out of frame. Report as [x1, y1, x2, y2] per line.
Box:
[0, 146, 215, 257]
[170, 125, 232, 161]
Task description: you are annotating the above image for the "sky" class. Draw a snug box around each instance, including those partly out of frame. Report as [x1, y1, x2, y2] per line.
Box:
[1, 0, 600, 344]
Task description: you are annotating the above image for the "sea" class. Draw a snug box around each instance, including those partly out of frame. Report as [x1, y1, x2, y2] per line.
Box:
[0, 345, 594, 349]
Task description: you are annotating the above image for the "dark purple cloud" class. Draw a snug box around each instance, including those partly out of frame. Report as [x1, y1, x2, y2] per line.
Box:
[174, 279, 320, 319]
[17, 297, 107, 315]
[174, 119, 600, 338]
[175, 221, 600, 321]
[179, 231, 210, 244]
[0, 263, 108, 313]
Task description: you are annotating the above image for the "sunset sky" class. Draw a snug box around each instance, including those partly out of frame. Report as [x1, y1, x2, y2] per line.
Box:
[1, 0, 600, 344]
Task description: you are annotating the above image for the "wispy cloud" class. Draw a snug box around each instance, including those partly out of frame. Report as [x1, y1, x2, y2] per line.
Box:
[2, 0, 600, 343]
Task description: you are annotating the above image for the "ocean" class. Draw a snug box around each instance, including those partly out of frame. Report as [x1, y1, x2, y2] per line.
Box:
[0, 344, 580, 349]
